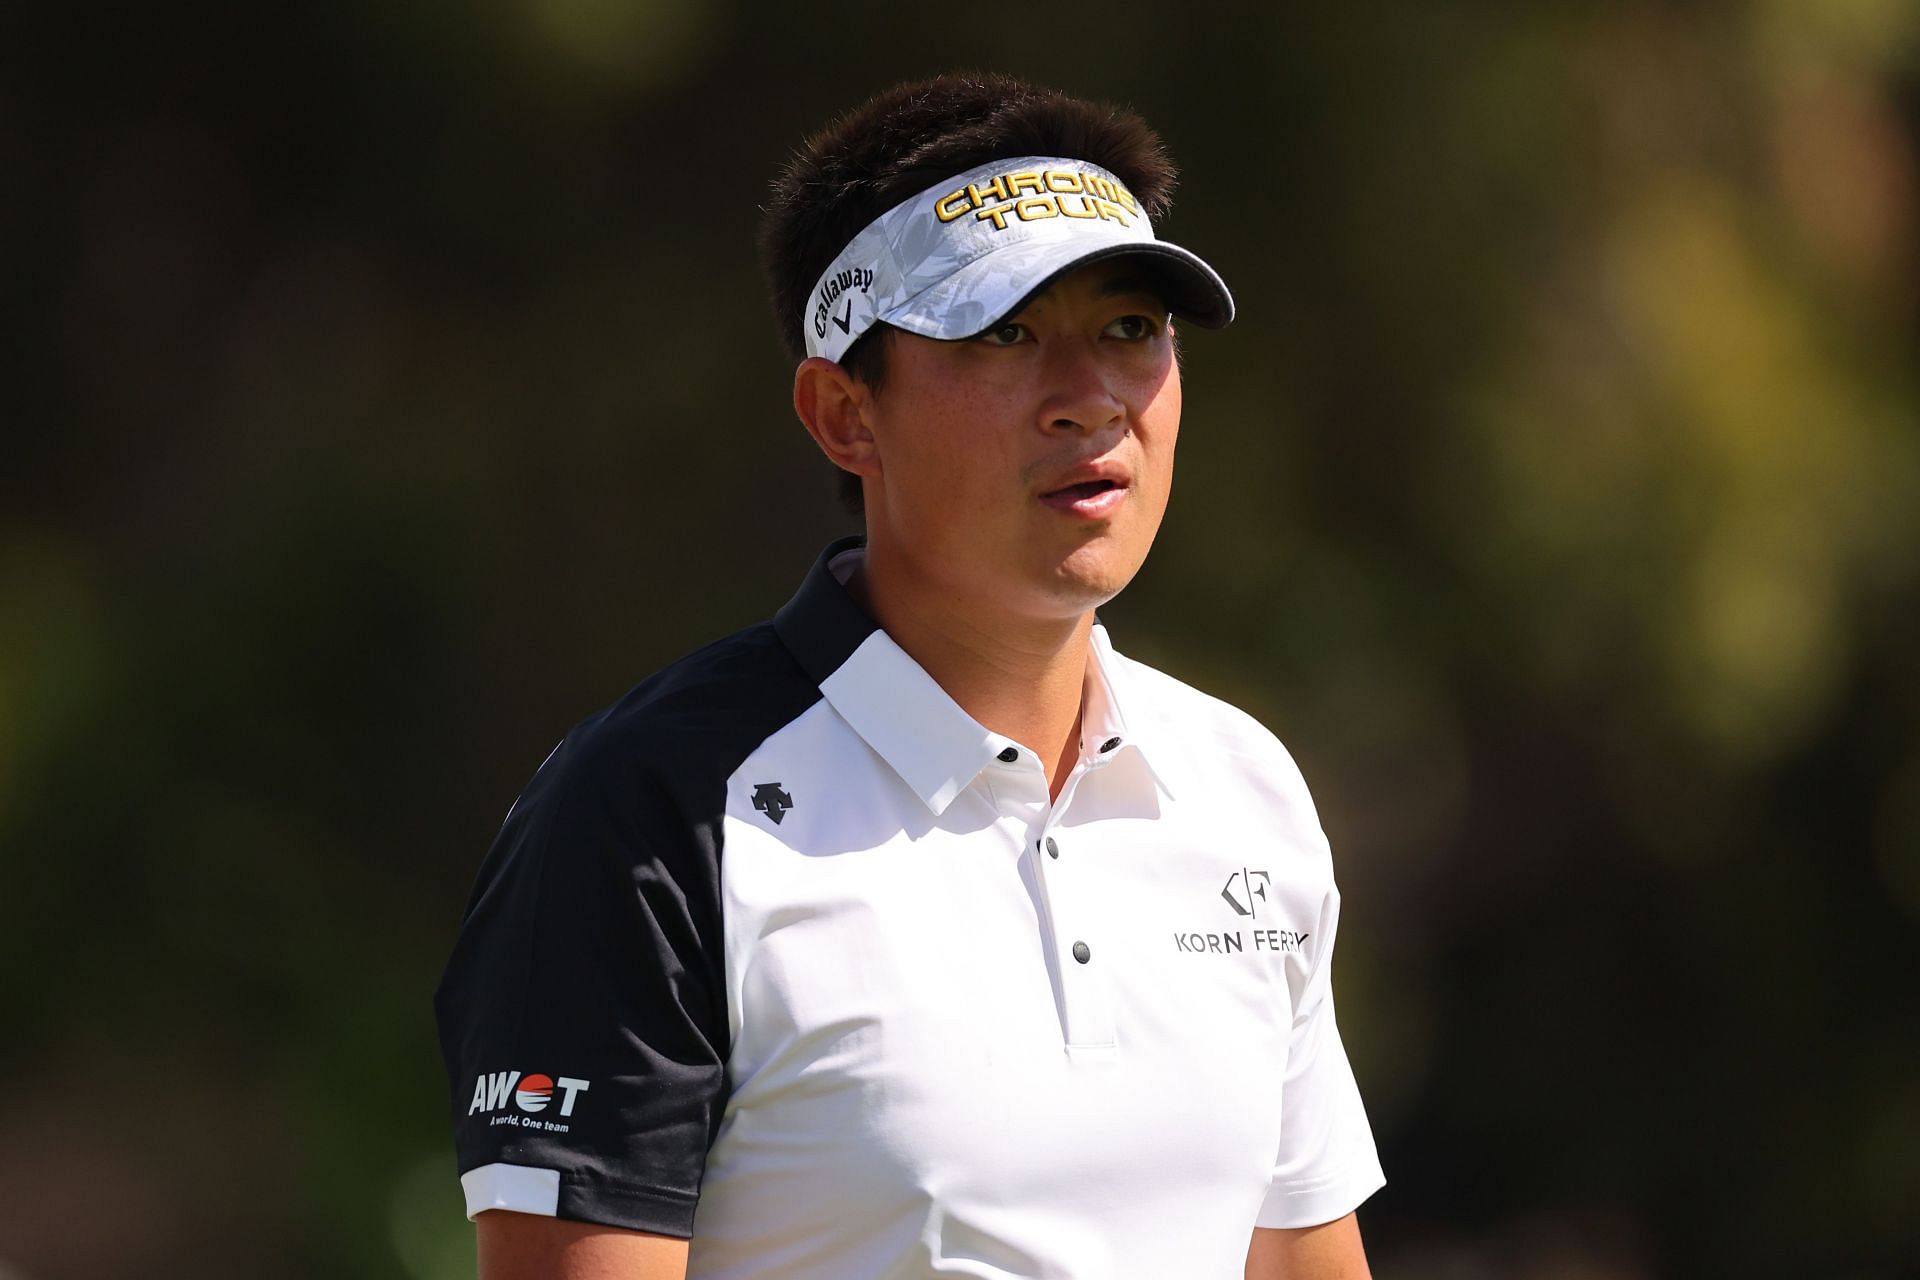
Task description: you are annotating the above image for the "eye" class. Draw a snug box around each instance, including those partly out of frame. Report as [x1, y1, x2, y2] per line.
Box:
[977, 322, 1030, 347]
[1104, 313, 1164, 341]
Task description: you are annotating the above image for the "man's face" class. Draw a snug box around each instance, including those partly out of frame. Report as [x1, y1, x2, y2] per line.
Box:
[859, 259, 1182, 622]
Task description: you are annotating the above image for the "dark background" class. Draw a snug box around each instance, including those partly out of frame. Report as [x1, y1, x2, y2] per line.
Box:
[5, 3, 1917, 1277]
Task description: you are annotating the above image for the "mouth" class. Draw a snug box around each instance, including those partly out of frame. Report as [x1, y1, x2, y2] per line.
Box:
[1039, 477, 1130, 519]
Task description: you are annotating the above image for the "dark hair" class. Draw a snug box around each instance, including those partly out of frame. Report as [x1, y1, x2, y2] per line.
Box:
[759, 72, 1181, 513]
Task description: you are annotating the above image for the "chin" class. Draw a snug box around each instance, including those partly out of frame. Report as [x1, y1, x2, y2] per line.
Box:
[1036, 540, 1149, 613]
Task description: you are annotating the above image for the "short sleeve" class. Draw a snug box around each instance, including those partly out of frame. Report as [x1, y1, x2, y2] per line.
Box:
[433, 726, 729, 1238]
[1256, 884, 1387, 1228]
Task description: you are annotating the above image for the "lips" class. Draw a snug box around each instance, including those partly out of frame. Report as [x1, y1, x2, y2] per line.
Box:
[1046, 479, 1120, 502]
[1039, 472, 1131, 519]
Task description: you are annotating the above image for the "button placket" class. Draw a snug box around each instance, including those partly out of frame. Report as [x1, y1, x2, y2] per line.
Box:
[1031, 768, 1115, 1049]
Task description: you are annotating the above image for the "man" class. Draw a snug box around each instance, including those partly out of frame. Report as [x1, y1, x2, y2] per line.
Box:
[436, 73, 1384, 1279]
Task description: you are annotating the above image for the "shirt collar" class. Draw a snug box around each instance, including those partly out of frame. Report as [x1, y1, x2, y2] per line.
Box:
[773, 538, 1175, 816]
[1080, 622, 1177, 800]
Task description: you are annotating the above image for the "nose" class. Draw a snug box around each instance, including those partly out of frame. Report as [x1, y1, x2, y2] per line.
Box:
[1038, 337, 1126, 437]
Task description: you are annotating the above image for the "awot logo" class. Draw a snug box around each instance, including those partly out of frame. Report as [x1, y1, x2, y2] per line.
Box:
[469, 1070, 590, 1133]
[514, 1074, 554, 1112]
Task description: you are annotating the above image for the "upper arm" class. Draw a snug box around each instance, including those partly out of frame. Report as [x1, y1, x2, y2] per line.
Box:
[478, 1209, 689, 1280]
[435, 730, 729, 1236]
[1245, 1212, 1371, 1280]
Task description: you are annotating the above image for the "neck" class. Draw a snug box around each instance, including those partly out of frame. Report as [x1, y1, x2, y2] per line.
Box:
[850, 547, 1091, 802]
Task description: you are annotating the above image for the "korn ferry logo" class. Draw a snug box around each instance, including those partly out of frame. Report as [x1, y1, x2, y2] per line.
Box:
[1221, 868, 1272, 917]
[1175, 866, 1309, 956]
[469, 1070, 590, 1133]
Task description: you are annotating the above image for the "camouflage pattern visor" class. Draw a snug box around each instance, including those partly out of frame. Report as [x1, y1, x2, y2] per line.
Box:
[802, 155, 1235, 364]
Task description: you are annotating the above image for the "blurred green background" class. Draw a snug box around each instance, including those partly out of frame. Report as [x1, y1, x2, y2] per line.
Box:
[5, 2, 1917, 1277]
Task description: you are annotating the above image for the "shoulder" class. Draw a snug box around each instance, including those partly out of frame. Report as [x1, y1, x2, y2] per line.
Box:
[447, 619, 826, 955]
[493, 620, 822, 871]
[536, 620, 820, 798]
[1103, 637, 1332, 866]
[1105, 640, 1302, 773]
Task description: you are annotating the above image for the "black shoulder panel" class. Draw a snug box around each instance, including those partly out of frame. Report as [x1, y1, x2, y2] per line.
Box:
[433, 616, 826, 1238]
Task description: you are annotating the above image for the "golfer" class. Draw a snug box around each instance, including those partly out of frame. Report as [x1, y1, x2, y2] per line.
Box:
[436, 71, 1384, 1279]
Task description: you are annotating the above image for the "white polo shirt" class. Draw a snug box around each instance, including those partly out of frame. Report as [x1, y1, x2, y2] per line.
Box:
[436, 537, 1383, 1279]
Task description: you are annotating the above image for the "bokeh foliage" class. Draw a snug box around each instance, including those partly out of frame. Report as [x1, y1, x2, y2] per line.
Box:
[5, 2, 1917, 1277]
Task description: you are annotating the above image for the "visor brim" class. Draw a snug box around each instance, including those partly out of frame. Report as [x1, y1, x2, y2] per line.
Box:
[882, 238, 1235, 343]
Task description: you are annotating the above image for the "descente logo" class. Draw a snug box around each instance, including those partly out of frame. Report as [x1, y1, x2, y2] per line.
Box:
[468, 1070, 590, 1133]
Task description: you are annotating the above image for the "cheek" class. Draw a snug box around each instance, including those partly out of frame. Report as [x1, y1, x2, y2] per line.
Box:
[870, 403, 999, 523]
[1135, 366, 1182, 477]
[881, 377, 1016, 485]
[892, 406, 982, 484]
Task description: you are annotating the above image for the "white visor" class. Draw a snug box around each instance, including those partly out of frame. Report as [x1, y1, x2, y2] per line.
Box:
[802, 155, 1234, 363]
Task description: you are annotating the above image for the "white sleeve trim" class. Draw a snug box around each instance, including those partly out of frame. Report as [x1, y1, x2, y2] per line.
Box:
[460, 1162, 562, 1220]
[1255, 1161, 1386, 1230]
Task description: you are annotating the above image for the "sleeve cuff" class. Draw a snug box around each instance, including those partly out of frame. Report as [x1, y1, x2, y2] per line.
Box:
[462, 1162, 561, 1219]
[1255, 1160, 1386, 1230]
[458, 1162, 699, 1238]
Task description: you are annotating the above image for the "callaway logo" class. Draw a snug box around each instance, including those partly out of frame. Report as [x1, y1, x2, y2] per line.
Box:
[752, 782, 793, 825]
[812, 266, 875, 339]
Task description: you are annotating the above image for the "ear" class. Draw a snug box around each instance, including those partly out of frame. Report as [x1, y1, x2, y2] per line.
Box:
[792, 356, 881, 483]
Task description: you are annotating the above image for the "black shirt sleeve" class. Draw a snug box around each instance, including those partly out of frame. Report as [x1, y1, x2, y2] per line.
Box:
[433, 719, 729, 1238]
